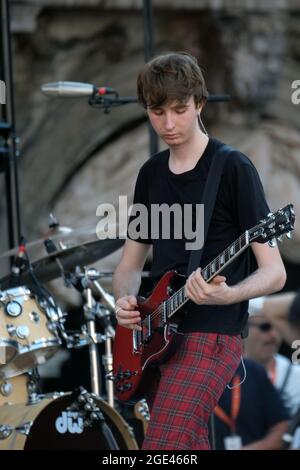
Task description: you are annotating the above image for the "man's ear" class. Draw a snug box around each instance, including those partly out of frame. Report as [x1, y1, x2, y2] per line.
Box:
[197, 98, 207, 113]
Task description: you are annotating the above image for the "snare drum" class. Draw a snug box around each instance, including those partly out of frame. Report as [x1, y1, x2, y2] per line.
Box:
[0, 392, 139, 450]
[0, 286, 64, 378]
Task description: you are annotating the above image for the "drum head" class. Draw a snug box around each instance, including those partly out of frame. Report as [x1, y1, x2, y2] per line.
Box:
[23, 394, 138, 450]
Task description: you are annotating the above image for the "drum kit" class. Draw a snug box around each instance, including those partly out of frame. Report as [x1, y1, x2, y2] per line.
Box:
[0, 220, 146, 450]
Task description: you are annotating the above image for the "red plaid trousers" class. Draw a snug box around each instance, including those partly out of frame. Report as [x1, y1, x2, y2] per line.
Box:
[142, 331, 242, 450]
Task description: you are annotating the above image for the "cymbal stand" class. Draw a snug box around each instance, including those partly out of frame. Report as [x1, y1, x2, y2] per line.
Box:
[81, 269, 102, 397]
[93, 281, 115, 408]
[69, 267, 116, 406]
[91, 302, 114, 408]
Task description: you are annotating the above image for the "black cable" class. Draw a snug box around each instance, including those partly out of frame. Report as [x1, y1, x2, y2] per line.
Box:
[23, 249, 64, 337]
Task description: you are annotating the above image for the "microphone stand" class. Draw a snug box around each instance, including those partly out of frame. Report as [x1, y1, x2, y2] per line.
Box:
[89, 92, 231, 114]
[89, 92, 137, 114]
[0, 0, 22, 251]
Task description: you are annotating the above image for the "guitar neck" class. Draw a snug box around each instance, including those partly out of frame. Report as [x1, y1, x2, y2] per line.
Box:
[166, 230, 250, 320]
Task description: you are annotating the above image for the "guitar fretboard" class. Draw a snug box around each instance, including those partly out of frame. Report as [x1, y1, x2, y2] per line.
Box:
[159, 231, 250, 324]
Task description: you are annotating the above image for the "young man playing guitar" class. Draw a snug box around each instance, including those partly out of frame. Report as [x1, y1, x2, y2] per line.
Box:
[112, 52, 287, 450]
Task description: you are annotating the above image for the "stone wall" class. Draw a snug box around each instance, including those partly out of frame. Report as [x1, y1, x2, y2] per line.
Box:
[1, 1, 299, 290]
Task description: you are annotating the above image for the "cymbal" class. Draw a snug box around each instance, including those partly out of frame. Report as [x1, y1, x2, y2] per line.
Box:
[0, 237, 124, 290]
[0, 224, 102, 259]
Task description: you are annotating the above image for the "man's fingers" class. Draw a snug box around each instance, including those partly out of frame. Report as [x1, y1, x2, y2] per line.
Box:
[118, 300, 138, 311]
[119, 316, 141, 325]
[185, 284, 198, 303]
[116, 308, 140, 319]
[127, 295, 138, 306]
[117, 313, 142, 331]
[212, 275, 227, 284]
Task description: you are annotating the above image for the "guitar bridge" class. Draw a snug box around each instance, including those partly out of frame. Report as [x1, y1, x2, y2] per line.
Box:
[167, 322, 183, 335]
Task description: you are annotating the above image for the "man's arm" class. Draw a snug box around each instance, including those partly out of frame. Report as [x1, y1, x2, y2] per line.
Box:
[185, 242, 286, 305]
[113, 239, 151, 330]
[229, 242, 286, 302]
[242, 421, 288, 450]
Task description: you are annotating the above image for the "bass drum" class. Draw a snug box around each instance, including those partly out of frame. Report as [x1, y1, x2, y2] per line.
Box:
[0, 393, 138, 450]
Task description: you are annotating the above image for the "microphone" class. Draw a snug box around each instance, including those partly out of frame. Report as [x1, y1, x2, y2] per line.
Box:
[10, 241, 27, 287]
[40, 81, 115, 98]
[282, 406, 300, 449]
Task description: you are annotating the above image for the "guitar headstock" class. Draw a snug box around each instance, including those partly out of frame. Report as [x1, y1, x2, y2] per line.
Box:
[248, 204, 295, 246]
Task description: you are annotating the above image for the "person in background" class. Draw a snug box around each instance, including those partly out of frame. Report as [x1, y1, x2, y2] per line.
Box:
[214, 358, 289, 450]
[254, 291, 300, 345]
[245, 295, 300, 417]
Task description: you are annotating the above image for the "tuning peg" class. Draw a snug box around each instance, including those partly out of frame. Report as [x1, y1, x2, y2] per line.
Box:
[268, 238, 277, 248]
[286, 232, 293, 239]
[277, 236, 283, 243]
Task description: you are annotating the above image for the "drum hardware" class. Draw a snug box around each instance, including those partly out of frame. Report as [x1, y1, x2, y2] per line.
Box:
[0, 420, 33, 440]
[15, 422, 32, 436]
[0, 369, 40, 406]
[63, 266, 116, 408]
[0, 420, 35, 440]
[29, 311, 40, 323]
[93, 302, 115, 409]
[5, 300, 23, 317]
[82, 271, 102, 399]
[0, 424, 13, 440]
[6, 324, 17, 336]
[66, 387, 119, 449]
[16, 325, 30, 340]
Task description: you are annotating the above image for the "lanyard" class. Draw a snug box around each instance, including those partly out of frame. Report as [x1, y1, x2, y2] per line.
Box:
[214, 375, 241, 434]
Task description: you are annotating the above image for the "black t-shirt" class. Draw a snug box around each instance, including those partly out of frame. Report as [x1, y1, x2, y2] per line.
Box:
[214, 359, 289, 449]
[127, 137, 270, 335]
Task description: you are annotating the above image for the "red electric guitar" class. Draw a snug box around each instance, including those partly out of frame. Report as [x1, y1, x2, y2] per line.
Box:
[112, 204, 295, 402]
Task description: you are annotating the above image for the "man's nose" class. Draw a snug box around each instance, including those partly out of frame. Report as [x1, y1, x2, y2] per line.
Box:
[268, 328, 279, 340]
[164, 113, 175, 130]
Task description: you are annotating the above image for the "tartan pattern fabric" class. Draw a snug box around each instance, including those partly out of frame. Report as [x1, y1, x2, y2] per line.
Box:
[142, 331, 242, 450]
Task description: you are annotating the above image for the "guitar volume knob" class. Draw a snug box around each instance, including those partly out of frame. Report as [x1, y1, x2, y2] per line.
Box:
[123, 383, 132, 390]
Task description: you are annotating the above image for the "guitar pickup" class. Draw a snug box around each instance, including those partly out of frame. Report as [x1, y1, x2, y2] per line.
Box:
[142, 315, 152, 343]
[133, 329, 142, 354]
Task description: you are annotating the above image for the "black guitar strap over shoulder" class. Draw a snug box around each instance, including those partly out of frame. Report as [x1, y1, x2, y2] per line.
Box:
[187, 144, 234, 276]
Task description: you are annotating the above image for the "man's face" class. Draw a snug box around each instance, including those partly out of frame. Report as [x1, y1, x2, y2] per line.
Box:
[245, 315, 282, 364]
[147, 96, 201, 147]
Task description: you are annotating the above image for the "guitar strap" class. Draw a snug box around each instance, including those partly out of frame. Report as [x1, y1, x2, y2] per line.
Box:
[185, 143, 234, 452]
[187, 143, 234, 276]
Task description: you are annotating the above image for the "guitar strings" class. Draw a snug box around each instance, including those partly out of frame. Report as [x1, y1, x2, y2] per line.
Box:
[141, 233, 248, 328]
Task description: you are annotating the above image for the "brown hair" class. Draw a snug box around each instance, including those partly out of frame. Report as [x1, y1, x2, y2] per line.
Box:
[137, 52, 208, 109]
